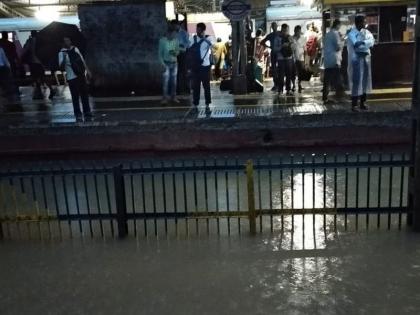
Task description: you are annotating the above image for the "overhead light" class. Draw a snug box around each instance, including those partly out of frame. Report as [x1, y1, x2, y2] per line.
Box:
[35, 7, 60, 22]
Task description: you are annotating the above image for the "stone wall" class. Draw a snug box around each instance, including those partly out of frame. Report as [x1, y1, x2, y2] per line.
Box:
[78, 2, 166, 95]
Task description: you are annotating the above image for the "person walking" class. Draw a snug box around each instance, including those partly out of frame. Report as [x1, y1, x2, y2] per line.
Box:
[261, 22, 281, 91]
[59, 37, 92, 122]
[323, 19, 345, 104]
[273, 24, 294, 96]
[22, 30, 55, 100]
[347, 15, 375, 111]
[212, 38, 227, 80]
[188, 22, 213, 114]
[292, 25, 306, 93]
[159, 25, 180, 105]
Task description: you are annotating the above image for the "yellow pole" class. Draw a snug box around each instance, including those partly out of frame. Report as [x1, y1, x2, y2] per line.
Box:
[246, 160, 257, 235]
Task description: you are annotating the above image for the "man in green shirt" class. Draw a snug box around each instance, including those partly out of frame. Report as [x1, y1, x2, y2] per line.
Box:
[158, 25, 180, 104]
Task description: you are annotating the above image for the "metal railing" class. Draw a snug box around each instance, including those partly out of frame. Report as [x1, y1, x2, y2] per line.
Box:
[0, 153, 412, 240]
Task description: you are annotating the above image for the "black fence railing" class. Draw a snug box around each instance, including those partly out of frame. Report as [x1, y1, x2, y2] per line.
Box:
[0, 153, 412, 240]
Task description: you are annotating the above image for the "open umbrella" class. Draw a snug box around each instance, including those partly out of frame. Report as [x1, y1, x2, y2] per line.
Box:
[36, 21, 85, 71]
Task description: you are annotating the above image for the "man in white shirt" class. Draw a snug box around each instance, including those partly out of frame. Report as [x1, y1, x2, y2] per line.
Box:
[59, 36, 92, 122]
[189, 22, 213, 113]
[323, 19, 344, 104]
[292, 25, 306, 93]
[347, 15, 375, 111]
[0, 46, 11, 96]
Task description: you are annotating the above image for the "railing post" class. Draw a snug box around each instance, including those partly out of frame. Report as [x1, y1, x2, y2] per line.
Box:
[0, 221, 3, 240]
[113, 165, 128, 238]
[246, 160, 257, 235]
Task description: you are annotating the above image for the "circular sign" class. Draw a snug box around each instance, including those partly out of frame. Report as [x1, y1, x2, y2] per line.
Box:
[222, 0, 251, 21]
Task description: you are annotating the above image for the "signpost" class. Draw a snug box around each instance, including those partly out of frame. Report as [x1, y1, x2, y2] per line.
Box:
[222, 0, 251, 94]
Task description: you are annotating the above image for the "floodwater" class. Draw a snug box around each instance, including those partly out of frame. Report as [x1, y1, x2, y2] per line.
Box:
[1, 231, 420, 315]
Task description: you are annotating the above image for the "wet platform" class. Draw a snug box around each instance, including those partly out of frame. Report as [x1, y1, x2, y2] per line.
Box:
[0, 80, 411, 126]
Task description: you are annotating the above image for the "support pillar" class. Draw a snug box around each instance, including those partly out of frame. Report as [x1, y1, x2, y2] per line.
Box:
[232, 20, 247, 95]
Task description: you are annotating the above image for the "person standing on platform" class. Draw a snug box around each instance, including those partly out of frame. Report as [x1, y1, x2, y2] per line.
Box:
[292, 25, 306, 93]
[188, 22, 213, 114]
[347, 15, 375, 111]
[323, 19, 345, 104]
[274, 23, 294, 96]
[158, 25, 180, 105]
[59, 37, 92, 122]
[0, 32, 18, 80]
[224, 36, 233, 73]
[261, 22, 281, 91]
[171, 20, 190, 95]
[212, 38, 227, 80]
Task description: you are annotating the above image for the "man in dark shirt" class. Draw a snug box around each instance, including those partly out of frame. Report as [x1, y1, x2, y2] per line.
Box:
[0, 32, 18, 77]
[261, 22, 280, 91]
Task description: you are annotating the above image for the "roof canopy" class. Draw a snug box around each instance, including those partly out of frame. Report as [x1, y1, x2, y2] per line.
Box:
[321, 0, 414, 6]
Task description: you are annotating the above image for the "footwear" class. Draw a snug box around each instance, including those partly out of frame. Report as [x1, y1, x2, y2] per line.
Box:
[360, 104, 369, 111]
[205, 106, 212, 116]
[191, 106, 198, 114]
[48, 88, 56, 100]
[323, 99, 334, 105]
[351, 106, 359, 112]
[171, 97, 180, 104]
[286, 91, 294, 96]
[298, 86, 303, 93]
[85, 114, 94, 122]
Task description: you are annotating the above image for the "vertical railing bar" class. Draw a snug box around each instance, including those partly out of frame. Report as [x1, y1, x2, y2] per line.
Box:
[399, 153, 406, 230]
[323, 154, 327, 231]
[193, 160, 199, 235]
[93, 168, 104, 238]
[333, 154, 338, 232]
[236, 158, 241, 234]
[225, 159, 231, 235]
[72, 173, 83, 236]
[61, 168, 72, 238]
[257, 158, 262, 233]
[30, 175, 42, 240]
[130, 162, 137, 237]
[204, 159, 209, 235]
[161, 161, 168, 236]
[140, 163, 148, 237]
[377, 153, 383, 229]
[151, 162, 158, 237]
[82, 169, 93, 238]
[355, 154, 360, 231]
[214, 159, 220, 235]
[301, 154, 305, 233]
[172, 161, 179, 236]
[268, 158, 273, 233]
[19, 173, 30, 238]
[280, 156, 284, 230]
[40, 175, 52, 239]
[312, 154, 316, 227]
[291, 154, 295, 233]
[182, 161, 189, 236]
[8, 174, 20, 239]
[51, 173, 62, 239]
[344, 153, 349, 231]
[366, 153, 372, 230]
[104, 167, 115, 238]
[388, 154, 394, 230]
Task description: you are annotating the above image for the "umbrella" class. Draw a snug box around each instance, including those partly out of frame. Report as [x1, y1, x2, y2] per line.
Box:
[36, 21, 85, 71]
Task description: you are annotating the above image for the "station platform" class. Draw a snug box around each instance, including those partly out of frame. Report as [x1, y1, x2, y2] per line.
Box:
[0, 80, 413, 156]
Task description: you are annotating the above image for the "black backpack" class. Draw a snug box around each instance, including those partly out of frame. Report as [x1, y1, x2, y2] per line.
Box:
[186, 36, 211, 71]
[67, 47, 86, 76]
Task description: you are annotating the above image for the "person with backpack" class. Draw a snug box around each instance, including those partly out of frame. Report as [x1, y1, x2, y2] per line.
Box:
[274, 24, 294, 96]
[187, 22, 213, 114]
[159, 24, 180, 105]
[59, 36, 92, 122]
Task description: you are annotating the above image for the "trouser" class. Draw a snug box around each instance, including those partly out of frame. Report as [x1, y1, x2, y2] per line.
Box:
[270, 54, 278, 87]
[192, 66, 211, 106]
[294, 60, 304, 88]
[277, 59, 293, 93]
[0, 66, 11, 96]
[323, 66, 343, 101]
[352, 56, 370, 97]
[177, 52, 189, 94]
[163, 62, 178, 99]
[68, 76, 91, 117]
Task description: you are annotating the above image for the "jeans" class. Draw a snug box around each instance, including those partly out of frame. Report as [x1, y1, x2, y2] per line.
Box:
[68, 76, 91, 117]
[163, 62, 178, 99]
[323, 66, 343, 101]
[277, 59, 293, 93]
[192, 65, 211, 106]
[270, 54, 278, 87]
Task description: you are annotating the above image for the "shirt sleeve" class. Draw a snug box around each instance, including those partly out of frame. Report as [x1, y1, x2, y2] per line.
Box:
[347, 29, 358, 46]
[0, 48, 10, 67]
[58, 51, 64, 68]
[363, 30, 375, 48]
